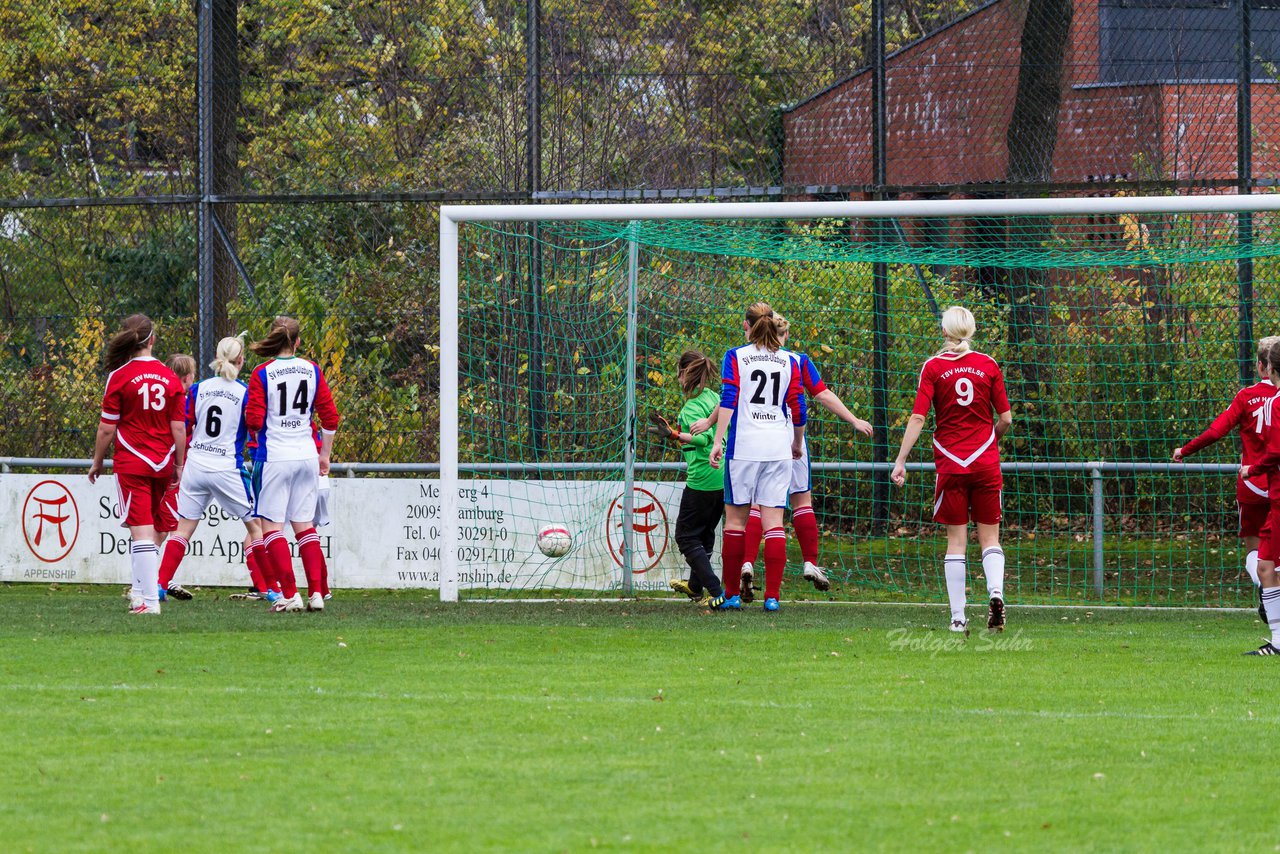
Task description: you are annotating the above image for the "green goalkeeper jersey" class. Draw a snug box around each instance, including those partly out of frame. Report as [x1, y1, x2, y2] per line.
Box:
[679, 387, 723, 492]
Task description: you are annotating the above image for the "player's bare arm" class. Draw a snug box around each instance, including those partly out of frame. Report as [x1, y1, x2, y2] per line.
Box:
[708, 406, 732, 468]
[994, 409, 1013, 439]
[170, 419, 186, 483]
[319, 430, 336, 476]
[812, 388, 873, 437]
[88, 421, 117, 484]
[891, 413, 927, 486]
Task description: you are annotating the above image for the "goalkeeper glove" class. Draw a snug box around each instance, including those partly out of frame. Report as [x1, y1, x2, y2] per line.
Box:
[645, 412, 680, 442]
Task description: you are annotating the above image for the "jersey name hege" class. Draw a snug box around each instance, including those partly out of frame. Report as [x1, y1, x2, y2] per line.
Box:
[246, 356, 341, 462]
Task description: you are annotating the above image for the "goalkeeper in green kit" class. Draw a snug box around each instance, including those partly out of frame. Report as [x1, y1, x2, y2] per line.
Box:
[648, 350, 729, 608]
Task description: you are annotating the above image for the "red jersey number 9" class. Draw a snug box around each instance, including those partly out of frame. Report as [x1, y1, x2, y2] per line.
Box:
[137, 383, 167, 412]
[955, 377, 975, 407]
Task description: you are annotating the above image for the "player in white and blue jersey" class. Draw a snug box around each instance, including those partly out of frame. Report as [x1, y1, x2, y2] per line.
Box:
[740, 317, 874, 595]
[156, 336, 262, 597]
[245, 316, 341, 613]
[709, 301, 806, 612]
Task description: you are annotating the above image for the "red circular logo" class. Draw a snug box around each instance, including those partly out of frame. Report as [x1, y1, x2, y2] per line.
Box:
[605, 487, 669, 573]
[22, 480, 80, 563]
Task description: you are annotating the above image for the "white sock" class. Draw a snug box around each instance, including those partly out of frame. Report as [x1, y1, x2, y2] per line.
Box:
[1245, 550, 1260, 587]
[982, 546, 1005, 601]
[944, 554, 967, 621]
[1263, 587, 1280, 647]
[130, 540, 160, 609]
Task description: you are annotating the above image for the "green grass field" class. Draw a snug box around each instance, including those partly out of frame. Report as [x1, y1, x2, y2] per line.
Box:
[1, 585, 1275, 853]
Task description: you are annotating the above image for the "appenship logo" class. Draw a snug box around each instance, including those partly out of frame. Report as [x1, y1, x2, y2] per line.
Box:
[22, 480, 79, 563]
[605, 487, 669, 573]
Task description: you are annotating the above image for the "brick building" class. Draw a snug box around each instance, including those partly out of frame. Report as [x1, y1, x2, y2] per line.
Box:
[783, 0, 1280, 191]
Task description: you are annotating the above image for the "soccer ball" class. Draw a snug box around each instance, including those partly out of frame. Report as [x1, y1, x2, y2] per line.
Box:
[536, 524, 573, 558]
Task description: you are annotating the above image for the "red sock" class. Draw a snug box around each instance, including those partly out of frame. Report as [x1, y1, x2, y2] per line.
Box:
[791, 506, 820, 566]
[722, 529, 745, 596]
[158, 536, 188, 588]
[763, 527, 787, 599]
[743, 508, 763, 567]
[297, 527, 325, 597]
[245, 543, 268, 593]
[320, 553, 330, 597]
[264, 531, 297, 598]
[252, 538, 279, 592]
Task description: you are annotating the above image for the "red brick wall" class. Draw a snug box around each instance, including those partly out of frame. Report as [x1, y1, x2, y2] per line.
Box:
[783, 0, 1277, 188]
[783, 1, 1028, 187]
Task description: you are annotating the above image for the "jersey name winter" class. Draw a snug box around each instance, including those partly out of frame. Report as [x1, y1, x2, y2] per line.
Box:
[1181, 380, 1276, 499]
[99, 357, 186, 476]
[721, 344, 806, 462]
[245, 357, 341, 463]
[912, 350, 1010, 475]
[185, 377, 249, 472]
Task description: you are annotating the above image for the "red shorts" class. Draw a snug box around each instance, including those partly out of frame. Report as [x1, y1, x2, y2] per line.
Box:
[1258, 503, 1280, 562]
[115, 473, 172, 529]
[155, 482, 180, 533]
[933, 467, 1003, 526]
[1237, 479, 1270, 539]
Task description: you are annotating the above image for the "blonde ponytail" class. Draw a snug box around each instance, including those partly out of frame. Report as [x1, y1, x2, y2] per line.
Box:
[935, 305, 976, 357]
[211, 334, 247, 381]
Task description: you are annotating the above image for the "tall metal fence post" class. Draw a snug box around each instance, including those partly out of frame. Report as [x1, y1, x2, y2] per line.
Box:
[196, 0, 215, 370]
[622, 225, 640, 597]
[1237, 0, 1255, 385]
[526, 0, 545, 457]
[1091, 464, 1104, 599]
[869, 0, 891, 533]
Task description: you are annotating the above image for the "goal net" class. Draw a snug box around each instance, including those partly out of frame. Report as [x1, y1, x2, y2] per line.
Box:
[440, 196, 1280, 606]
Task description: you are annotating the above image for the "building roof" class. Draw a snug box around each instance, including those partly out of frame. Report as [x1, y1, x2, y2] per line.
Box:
[783, 0, 1005, 115]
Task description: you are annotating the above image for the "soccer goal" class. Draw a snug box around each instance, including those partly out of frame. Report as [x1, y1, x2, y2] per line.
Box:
[439, 195, 1280, 605]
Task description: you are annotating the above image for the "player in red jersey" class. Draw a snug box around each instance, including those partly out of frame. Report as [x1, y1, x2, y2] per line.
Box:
[891, 306, 1013, 634]
[155, 353, 196, 601]
[245, 316, 341, 613]
[88, 314, 187, 615]
[1235, 338, 1280, 655]
[1174, 335, 1279, 598]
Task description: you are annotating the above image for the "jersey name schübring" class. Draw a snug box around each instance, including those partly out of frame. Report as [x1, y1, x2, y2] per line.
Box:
[1181, 380, 1276, 499]
[185, 377, 249, 472]
[245, 357, 341, 462]
[99, 357, 186, 476]
[912, 350, 1010, 475]
[720, 344, 806, 462]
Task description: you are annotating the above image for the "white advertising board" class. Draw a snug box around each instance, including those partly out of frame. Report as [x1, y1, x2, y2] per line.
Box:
[2, 474, 705, 591]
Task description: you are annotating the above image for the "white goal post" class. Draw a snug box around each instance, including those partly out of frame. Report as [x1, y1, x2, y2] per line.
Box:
[438, 193, 1280, 602]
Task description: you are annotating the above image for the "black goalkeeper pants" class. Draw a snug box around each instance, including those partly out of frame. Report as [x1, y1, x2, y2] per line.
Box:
[675, 486, 724, 598]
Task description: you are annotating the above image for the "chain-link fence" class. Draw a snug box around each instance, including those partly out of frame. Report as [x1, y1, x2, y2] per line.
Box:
[2, 0, 1277, 467]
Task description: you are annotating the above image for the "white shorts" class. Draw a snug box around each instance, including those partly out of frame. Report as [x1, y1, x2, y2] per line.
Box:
[725, 458, 791, 508]
[254, 458, 320, 524]
[790, 443, 811, 495]
[177, 466, 253, 520]
[314, 476, 331, 527]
